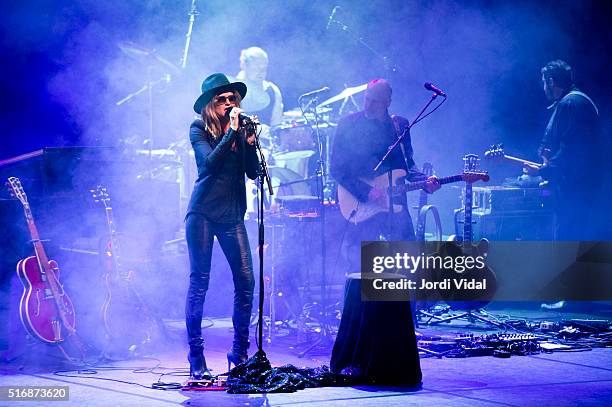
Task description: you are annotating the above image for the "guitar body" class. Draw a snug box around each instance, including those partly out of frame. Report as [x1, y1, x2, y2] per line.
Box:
[101, 271, 157, 344]
[438, 238, 497, 309]
[337, 169, 407, 223]
[16, 256, 76, 343]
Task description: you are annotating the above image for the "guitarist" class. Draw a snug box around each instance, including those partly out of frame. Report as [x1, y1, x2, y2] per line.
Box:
[523, 60, 603, 241]
[331, 78, 440, 271]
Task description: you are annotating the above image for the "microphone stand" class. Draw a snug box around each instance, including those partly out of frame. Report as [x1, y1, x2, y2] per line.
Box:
[250, 121, 273, 356]
[373, 93, 440, 240]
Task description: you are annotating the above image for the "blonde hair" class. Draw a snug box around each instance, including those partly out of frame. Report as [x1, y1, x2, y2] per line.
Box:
[201, 91, 242, 138]
[240, 47, 268, 65]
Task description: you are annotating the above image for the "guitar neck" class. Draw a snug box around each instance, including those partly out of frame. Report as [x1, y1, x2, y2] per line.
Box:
[23, 205, 51, 267]
[502, 155, 542, 168]
[396, 174, 464, 194]
[104, 205, 122, 275]
[463, 183, 473, 243]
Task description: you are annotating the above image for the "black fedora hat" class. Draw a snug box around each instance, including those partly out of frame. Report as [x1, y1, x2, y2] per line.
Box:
[193, 73, 247, 113]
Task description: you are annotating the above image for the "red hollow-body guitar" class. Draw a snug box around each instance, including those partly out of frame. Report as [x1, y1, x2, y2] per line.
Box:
[8, 177, 76, 343]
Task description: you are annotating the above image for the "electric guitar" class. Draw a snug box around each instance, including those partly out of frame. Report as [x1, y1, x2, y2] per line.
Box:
[484, 144, 548, 169]
[92, 186, 159, 350]
[337, 169, 489, 224]
[7, 177, 77, 344]
[441, 155, 497, 306]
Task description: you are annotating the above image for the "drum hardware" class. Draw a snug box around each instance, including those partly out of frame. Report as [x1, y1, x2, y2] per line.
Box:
[316, 83, 367, 108]
[115, 41, 179, 181]
[246, 167, 312, 216]
[272, 150, 317, 180]
[117, 41, 180, 75]
[272, 115, 335, 154]
[294, 91, 336, 358]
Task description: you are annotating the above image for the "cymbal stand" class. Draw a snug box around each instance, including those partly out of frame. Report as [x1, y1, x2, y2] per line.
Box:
[179, 0, 199, 69]
[297, 95, 333, 357]
[338, 84, 360, 116]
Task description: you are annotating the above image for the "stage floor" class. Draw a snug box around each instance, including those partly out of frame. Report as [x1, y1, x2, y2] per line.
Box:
[1, 307, 612, 406]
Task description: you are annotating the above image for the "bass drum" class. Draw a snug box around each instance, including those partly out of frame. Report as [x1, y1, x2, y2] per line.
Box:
[245, 166, 312, 216]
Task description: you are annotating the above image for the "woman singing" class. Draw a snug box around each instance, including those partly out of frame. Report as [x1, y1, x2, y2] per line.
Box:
[185, 73, 259, 379]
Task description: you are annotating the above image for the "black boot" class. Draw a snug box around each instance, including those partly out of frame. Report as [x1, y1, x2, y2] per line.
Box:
[226, 345, 248, 371]
[188, 338, 211, 380]
[227, 296, 252, 370]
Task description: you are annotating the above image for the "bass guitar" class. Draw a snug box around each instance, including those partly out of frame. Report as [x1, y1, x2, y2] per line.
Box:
[484, 144, 548, 169]
[337, 169, 489, 224]
[7, 177, 77, 344]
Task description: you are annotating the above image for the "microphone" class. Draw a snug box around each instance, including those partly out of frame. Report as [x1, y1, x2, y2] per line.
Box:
[299, 86, 330, 100]
[424, 82, 447, 97]
[225, 107, 255, 124]
[326, 6, 340, 30]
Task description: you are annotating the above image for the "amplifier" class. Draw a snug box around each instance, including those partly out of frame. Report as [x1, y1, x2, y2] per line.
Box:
[470, 186, 552, 214]
[470, 211, 554, 241]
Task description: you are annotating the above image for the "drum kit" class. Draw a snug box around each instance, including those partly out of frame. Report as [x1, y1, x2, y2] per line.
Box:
[245, 84, 369, 217]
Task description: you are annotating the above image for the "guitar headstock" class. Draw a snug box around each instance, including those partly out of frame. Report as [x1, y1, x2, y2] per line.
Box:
[6, 177, 28, 206]
[91, 185, 111, 209]
[484, 143, 505, 160]
[462, 154, 489, 184]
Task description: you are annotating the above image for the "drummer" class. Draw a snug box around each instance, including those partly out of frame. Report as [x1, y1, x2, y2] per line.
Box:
[234, 47, 284, 128]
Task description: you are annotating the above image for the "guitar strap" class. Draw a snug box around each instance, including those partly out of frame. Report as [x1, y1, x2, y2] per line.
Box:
[567, 90, 599, 115]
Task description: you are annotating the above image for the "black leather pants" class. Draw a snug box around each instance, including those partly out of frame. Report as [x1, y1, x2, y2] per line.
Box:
[185, 214, 254, 353]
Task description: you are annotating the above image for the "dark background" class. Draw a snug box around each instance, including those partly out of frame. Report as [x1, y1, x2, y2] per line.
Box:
[1, 0, 611, 172]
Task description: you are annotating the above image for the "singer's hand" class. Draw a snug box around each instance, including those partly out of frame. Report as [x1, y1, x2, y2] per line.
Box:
[228, 107, 242, 131]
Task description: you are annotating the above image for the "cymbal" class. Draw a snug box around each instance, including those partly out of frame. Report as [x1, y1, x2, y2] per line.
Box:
[118, 41, 179, 74]
[317, 83, 367, 108]
[282, 107, 332, 118]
